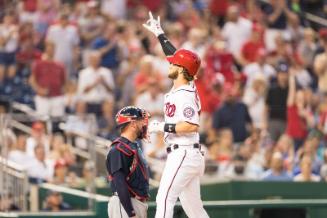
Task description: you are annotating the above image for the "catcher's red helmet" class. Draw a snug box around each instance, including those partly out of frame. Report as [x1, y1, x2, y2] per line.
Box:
[167, 49, 201, 76]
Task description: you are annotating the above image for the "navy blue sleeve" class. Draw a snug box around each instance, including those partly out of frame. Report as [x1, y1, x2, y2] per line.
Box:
[112, 170, 135, 217]
[158, 34, 177, 56]
[107, 148, 125, 175]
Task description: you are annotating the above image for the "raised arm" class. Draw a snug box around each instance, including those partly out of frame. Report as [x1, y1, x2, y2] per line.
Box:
[287, 68, 296, 106]
[143, 11, 177, 56]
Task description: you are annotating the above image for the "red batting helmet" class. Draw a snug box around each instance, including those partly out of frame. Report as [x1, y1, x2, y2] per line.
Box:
[167, 49, 201, 76]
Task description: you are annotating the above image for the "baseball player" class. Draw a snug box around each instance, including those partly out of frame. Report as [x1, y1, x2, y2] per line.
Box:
[143, 12, 209, 218]
[106, 106, 150, 218]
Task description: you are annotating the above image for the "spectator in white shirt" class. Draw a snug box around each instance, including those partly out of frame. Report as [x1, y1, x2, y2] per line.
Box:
[26, 144, 54, 183]
[243, 48, 276, 88]
[46, 12, 80, 78]
[222, 5, 252, 59]
[26, 122, 50, 157]
[243, 74, 268, 130]
[78, 51, 115, 116]
[8, 132, 31, 168]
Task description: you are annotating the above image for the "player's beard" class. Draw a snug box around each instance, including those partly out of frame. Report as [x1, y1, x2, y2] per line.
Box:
[137, 125, 147, 139]
[168, 69, 179, 80]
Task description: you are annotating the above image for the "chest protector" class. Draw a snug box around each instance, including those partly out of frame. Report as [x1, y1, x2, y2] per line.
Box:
[109, 138, 150, 200]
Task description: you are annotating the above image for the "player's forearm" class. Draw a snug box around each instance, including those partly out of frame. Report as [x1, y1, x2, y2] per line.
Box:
[112, 171, 136, 217]
[157, 34, 177, 56]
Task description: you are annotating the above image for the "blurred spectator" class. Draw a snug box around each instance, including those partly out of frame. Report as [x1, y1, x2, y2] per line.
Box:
[0, 11, 19, 80]
[34, 0, 59, 37]
[26, 121, 50, 157]
[292, 62, 313, 89]
[135, 79, 164, 120]
[244, 130, 266, 179]
[286, 68, 314, 150]
[46, 12, 79, 78]
[320, 150, 327, 182]
[100, 0, 127, 19]
[43, 191, 72, 211]
[8, 132, 31, 167]
[91, 22, 120, 71]
[318, 92, 327, 136]
[49, 133, 75, 166]
[97, 100, 117, 140]
[16, 22, 41, 70]
[134, 55, 162, 94]
[78, 1, 105, 46]
[181, 27, 207, 59]
[294, 155, 320, 182]
[116, 43, 144, 108]
[297, 28, 316, 69]
[274, 134, 295, 172]
[152, 43, 171, 89]
[294, 137, 323, 175]
[212, 83, 252, 143]
[222, 5, 252, 59]
[0, 194, 20, 212]
[265, 62, 289, 142]
[52, 159, 68, 185]
[261, 0, 295, 51]
[239, 25, 265, 66]
[196, 71, 223, 133]
[262, 152, 292, 181]
[26, 144, 54, 183]
[77, 51, 115, 115]
[29, 41, 67, 117]
[204, 40, 235, 84]
[243, 74, 268, 130]
[78, 161, 106, 189]
[314, 28, 327, 93]
[64, 100, 97, 150]
[224, 155, 248, 181]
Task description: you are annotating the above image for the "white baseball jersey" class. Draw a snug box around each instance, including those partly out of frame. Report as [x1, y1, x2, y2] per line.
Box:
[163, 82, 201, 145]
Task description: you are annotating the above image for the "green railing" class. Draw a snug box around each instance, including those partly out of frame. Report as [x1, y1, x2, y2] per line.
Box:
[2, 181, 327, 218]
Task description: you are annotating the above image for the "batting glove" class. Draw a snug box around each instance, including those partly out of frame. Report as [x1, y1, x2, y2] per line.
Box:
[142, 11, 164, 37]
[148, 120, 165, 133]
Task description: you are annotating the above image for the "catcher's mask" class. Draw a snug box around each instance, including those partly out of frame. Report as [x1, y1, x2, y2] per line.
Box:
[115, 106, 150, 139]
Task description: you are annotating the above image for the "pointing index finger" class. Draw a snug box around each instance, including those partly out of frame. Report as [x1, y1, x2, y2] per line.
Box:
[149, 11, 153, 19]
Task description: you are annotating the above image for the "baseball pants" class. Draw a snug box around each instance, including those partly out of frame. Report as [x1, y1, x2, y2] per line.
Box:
[155, 147, 209, 218]
[108, 195, 148, 218]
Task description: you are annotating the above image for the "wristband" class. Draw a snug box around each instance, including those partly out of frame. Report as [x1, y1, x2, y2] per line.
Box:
[164, 123, 176, 133]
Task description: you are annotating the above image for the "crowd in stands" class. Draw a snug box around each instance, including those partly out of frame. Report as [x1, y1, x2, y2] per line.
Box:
[1, 1, 327, 209]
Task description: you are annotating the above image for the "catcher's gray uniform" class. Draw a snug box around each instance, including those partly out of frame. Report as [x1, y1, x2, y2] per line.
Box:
[108, 195, 148, 218]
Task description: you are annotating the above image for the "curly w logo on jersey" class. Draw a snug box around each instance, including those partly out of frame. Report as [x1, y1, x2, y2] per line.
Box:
[165, 102, 176, 117]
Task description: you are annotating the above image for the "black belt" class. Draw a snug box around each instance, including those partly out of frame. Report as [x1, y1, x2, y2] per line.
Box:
[166, 143, 200, 154]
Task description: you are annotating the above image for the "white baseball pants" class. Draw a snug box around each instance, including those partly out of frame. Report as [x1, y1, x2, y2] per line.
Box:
[155, 147, 209, 218]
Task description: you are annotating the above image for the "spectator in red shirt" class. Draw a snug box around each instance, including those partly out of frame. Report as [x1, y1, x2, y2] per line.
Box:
[29, 41, 66, 117]
[204, 40, 235, 84]
[195, 69, 223, 133]
[239, 25, 265, 66]
[286, 68, 314, 150]
[16, 37, 42, 70]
